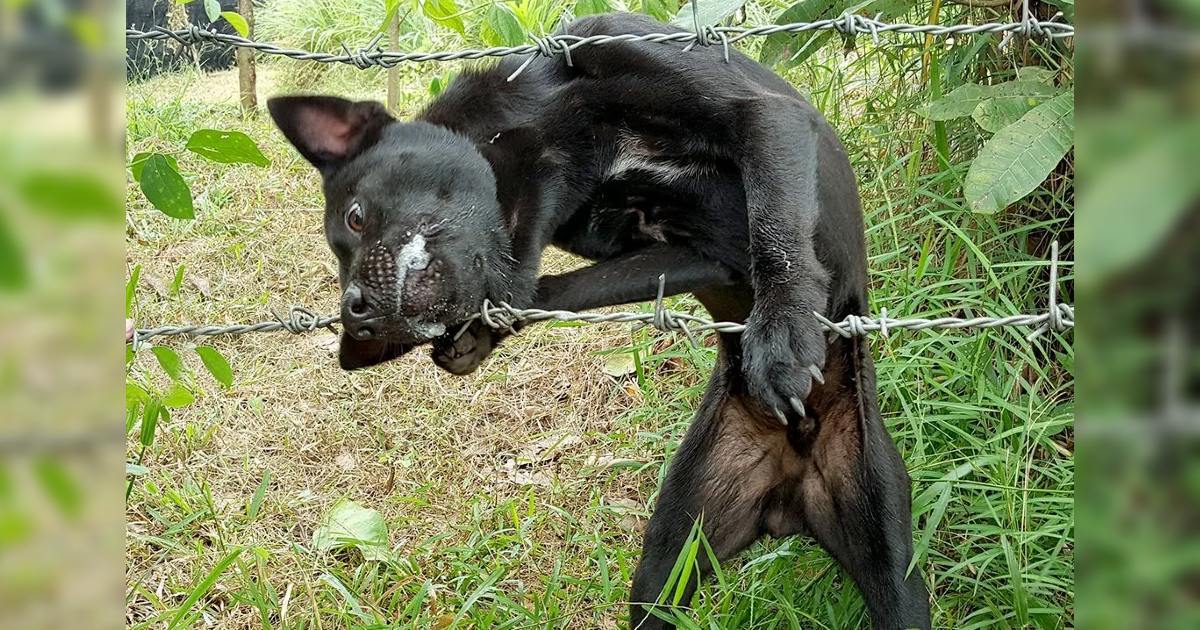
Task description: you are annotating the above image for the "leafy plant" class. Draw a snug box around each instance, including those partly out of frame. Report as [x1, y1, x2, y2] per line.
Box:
[130, 129, 269, 220]
[918, 68, 1074, 214]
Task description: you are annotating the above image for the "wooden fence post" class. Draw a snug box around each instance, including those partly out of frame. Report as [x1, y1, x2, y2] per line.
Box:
[237, 0, 257, 112]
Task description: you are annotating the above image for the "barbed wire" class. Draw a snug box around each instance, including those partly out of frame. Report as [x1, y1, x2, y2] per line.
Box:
[134, 243, 1072, 347]
[126, 9, 1073, 78]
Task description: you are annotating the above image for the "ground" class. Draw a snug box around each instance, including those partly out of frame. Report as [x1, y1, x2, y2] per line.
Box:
[125, 60, 1074, 629]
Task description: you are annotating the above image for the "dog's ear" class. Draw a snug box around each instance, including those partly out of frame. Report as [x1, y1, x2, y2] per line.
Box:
[267, 96, 393, 174]
[337, 333, 414, 370]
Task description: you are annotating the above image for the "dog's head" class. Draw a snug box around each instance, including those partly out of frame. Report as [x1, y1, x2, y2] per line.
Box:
[268, 95, 515, 370]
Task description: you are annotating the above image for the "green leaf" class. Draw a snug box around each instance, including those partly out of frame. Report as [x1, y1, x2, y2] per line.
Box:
[17, 170, 121, 222]
[138, 154, 194, 219]
[220, 11, 249, 37]
[162, 383, 196, 408]
[575, 0, 613, 16]
[761, 1, 914, 67]
[0, 211, 29, 292]
[671, 0, 745, 29]
[195, 346, 233, 388]
[1016, 66, 1055, 84]
[126, 265, 141, 316]
[919, 78, 1060, 128]
[151, 346, 185, 381]
[169, 264, 185, 297]
[602, 351, 637, 377]
[379, 0, 403, 32]
[167, 548, 245, 630]
[1078, 124, 1200, 288]
[640, 0, 674, 21]
[312, 499, 390, 562]
[203, 0, 220, 23]
[481, 5, 525, 47]
[140, 398, 162, 447]
[964, 92, 1074, 214]
[760, 0, 839, 67]
[916, 82, 986, 120]
[971, 81, 1063, 133]
[130, 151, 178, 182]
[34, 459, 82, 519]
[186, 129, 270, 166]
[422, 0, 466, 37]
[126, 462, 149, 476]
[247, 470, 270, 521]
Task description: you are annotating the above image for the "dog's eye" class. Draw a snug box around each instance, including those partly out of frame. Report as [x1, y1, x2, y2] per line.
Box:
[345, 201, 365, 234]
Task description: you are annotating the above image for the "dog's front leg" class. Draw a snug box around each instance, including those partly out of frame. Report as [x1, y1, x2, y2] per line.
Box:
[432, 244, 736, 375]
[735, 96, 833, 423]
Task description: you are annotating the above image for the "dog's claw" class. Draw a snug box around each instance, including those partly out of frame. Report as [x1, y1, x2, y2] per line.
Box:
[789, 397, 806, 419]
[808, 364, 825, 385]
[773, 408, 789, 426]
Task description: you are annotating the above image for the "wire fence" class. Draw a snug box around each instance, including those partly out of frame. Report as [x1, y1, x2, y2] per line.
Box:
[127, 6, 1073, 80]
[134, 243, 1073, 347]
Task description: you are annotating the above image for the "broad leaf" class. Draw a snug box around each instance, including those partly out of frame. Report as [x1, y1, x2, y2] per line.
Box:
[186, 130, 269, 166]
[917, 82, 986, 121]
[195, 346, 233, 388]
[151, 346, 185, 381]
[481, 5, 524, 47]
[138, 154, 194, 219]
[0, 211, 29, 292]
[220, 11, 249, 37]
[162, 383, 195, 408]
[203, 0, 220, 23]
[671, 0, 745, 29]
[312, 499, 390, 562]
[971, 81, 1062, 133]
[1016, 66, 1055, 84]
[964, 92, 1074, 214]
[130, 151, 179, 181]
[422, 0, 466, 37]
[1078, 124, 1200, 288]
[575, 0, 613, 17]
[18, 170, 121, 222]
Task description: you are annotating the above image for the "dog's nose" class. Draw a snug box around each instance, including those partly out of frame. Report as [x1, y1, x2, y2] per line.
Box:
[341, 283, 377, 340]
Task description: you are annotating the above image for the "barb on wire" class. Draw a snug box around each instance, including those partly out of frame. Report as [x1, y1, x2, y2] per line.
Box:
[125, 12, 1074, 73]
[134, 243, 1073, 345]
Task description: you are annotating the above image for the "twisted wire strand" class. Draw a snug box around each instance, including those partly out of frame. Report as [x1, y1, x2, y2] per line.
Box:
[125, 13, 1074, 73]
[134, 243, 1073, 344]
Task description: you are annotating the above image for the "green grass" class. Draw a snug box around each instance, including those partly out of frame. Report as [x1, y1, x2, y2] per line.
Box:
[124, 5, 1073, 628]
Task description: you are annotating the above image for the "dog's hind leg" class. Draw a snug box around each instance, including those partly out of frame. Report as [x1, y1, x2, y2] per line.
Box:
[629, 350, 793, 629]
[766, 336, 931, 629]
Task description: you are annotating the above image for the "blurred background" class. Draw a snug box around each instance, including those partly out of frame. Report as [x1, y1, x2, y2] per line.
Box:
[0, 0, 1191, 627]
[0, 0, 124, 628]
[1077, 2, 1200, 628]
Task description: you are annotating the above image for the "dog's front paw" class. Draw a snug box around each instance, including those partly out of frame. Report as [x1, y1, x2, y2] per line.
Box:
[431, 321, 499, 375]
[740, 312, 826, 425]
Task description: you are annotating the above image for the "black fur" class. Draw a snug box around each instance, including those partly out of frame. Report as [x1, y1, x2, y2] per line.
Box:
[269, 13, 929, 629]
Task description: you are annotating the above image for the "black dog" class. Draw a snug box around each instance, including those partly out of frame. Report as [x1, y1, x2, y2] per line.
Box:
[269, 13, 929, 629]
